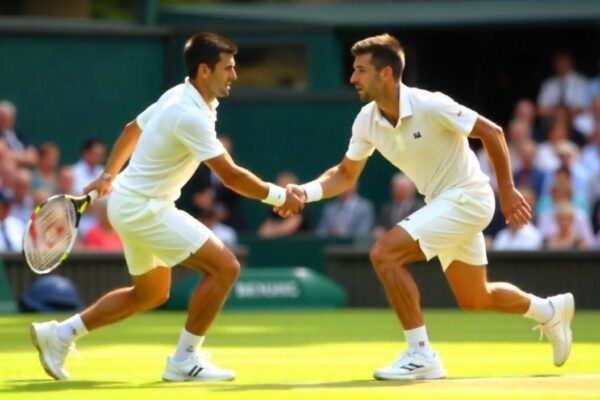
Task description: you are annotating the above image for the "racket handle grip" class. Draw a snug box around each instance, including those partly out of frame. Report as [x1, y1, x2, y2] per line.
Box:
[88, 190, 99, 202]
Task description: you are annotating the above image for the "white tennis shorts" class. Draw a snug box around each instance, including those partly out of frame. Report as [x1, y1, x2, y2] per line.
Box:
[107, 187, 212, 276]
[399, 185, 495, 271]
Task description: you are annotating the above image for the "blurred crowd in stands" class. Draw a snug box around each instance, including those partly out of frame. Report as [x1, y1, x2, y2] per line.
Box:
[1, 51, 599, 252]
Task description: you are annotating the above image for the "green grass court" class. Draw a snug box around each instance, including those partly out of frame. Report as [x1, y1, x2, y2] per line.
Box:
[2, 309, 599, 399]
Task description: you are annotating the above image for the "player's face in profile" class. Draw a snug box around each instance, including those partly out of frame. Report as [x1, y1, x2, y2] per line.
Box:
[208, 53, 238, 98]
[350, 53, 381, 102]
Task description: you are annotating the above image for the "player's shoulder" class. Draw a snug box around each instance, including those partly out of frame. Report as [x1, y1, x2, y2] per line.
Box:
[353, 101, 376, 126]
[407, 86, 457, 113]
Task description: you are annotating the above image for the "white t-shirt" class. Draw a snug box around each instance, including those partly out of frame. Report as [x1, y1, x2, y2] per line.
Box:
[493, 224, 543, 250]
[115, 79, 226, 201]
[346, 84, 488, 201]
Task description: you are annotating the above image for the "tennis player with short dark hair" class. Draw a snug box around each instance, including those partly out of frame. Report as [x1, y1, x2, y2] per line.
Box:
[31, 32, 304, 382]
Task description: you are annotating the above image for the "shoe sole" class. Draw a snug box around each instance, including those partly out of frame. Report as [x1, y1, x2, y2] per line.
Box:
[30, 323, 63, 380]
[162, 372, 236, 382]
[374, 367, 447, 381]
[555, 293, 575, 367]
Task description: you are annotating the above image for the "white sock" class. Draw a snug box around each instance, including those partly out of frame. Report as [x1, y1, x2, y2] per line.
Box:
[404, 326, 434, 358]
[523, 294, 554, 324]
[172, 329, 205, 362]
[57, 314, 89, 343]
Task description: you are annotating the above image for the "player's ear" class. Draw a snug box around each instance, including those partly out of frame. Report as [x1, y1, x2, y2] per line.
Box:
[198, 63, 211, 78]
[381, 65, 394, 81]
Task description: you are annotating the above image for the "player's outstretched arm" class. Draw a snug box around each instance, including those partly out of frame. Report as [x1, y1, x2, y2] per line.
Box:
[275, 156, 367, 218]
[83, 119, 142, 197]
[469, 116, 531, 228]
[204, 152, 304, 213]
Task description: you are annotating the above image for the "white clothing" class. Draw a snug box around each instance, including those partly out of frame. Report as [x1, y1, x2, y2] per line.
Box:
[493, 224, 543, 250]
[346, 84, 492, 269]
[211, 222, 238, 248]
[72, 160, 103, 195]
[108, 188, 212, 276]
[537, 71, 588, 109]
[115, 79, 225, 202]
[0, 216, 24, 252]
[346, 84, 487, 202]
[108, 79, 226, 275]
[534, 142, 561, 173]
[399, 185, 495, 270]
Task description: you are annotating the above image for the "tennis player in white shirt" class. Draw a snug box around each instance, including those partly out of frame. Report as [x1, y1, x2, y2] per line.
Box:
[31, 32, 303, 382]
[282, 34, 574, 380]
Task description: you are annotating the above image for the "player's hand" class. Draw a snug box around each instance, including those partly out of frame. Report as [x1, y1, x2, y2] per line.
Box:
[274, 184, 306, 217]
[83, 177, 112, 198]
[499, 186, 531, 229]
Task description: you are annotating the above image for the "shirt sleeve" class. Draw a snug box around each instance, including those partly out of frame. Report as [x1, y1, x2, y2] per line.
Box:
[136, 103, 157, 130]
[176, 114, 226, 162]
[345, 113, 376, 160]
[429, 92, 478, 137]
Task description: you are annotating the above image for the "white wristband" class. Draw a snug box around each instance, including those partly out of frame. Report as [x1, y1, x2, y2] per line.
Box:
[261, 183, 286, 207]
[300, 181, 323, 203]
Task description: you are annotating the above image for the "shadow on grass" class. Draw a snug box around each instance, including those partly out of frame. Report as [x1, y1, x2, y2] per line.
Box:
[149, 379, 424, 391]
[1, 379, 134, 393]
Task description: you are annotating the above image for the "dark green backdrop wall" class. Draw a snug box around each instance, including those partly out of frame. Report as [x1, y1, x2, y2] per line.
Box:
[0, 32, 166, 163]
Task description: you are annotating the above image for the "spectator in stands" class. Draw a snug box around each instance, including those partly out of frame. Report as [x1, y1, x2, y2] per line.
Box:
[196, 207, 238, 248]
[373, 173, 423, 238]
[0, 143, 17, 190]
[258, 171, 312, 238]
[513, 98, 543, 141]
[537, 179, 593, 244]
[544, 202, 589, 250]
[32, 188, 51, 207]
[32, 142, 60, 192]
[83, 199, 122, 251]
[0, 188, 23, 252]
[316, 185, 374, 237]
[9, 168, 33, 224]
[537, 52, 588, 122]
[534, 121, 574, 173]
[188, 135, 244, 231]
[0, 100, 38, 168]
[55, 165, 75, 195]
[540, 141, 590, 203]
[513, 139, 546, 199]
[580, 123, 600, 180]
[72, 138, 105, 195]
[493, 187, 543, 250]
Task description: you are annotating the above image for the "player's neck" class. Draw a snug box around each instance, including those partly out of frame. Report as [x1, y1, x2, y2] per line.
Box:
[189, 78, 216, 105]
[376, 84, 400, 126]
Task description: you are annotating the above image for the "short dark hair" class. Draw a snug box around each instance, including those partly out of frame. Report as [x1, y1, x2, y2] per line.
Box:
[184, 32, 238, 78]
[351, 34, 405, 80]
[81, 138, 104, 153]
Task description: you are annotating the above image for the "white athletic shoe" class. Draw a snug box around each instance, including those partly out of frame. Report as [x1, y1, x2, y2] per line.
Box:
[535, 292, 575, 367]
[162, 352, 236, 382]
[31, 321, 75, 380]
[374, 350, 446, 380]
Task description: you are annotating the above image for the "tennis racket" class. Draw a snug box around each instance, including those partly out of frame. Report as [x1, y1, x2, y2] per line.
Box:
[23, 190, 99, 274]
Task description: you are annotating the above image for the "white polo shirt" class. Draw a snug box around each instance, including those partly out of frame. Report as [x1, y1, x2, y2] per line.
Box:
[346, 84, 489, 201]
[115, 79, 225, 201]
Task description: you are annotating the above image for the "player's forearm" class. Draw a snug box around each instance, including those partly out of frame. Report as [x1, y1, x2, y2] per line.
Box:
[220, 166, 269, 200]
[314, 164, 356, 199]
[480, 126, 515, 191]
[103, 121, 141, 177]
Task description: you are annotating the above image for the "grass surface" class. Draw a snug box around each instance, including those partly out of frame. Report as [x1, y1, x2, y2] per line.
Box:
[2, 309, 599, 399]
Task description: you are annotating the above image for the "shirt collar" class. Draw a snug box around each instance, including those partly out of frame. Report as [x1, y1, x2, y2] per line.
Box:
[184, 77, 219, 119]
[375, 82, 413, 128]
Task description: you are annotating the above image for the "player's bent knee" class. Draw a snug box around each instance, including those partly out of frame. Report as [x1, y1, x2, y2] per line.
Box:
[217, 255, 241, 287]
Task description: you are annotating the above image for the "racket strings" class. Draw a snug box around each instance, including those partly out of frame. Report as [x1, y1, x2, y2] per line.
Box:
[24, 200, 78, 273]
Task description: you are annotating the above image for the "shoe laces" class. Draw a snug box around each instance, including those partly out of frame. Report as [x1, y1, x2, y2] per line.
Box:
[391, 349, 418, 368]
[189, 351, 213, 368]
[533, 321, 559, 342]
